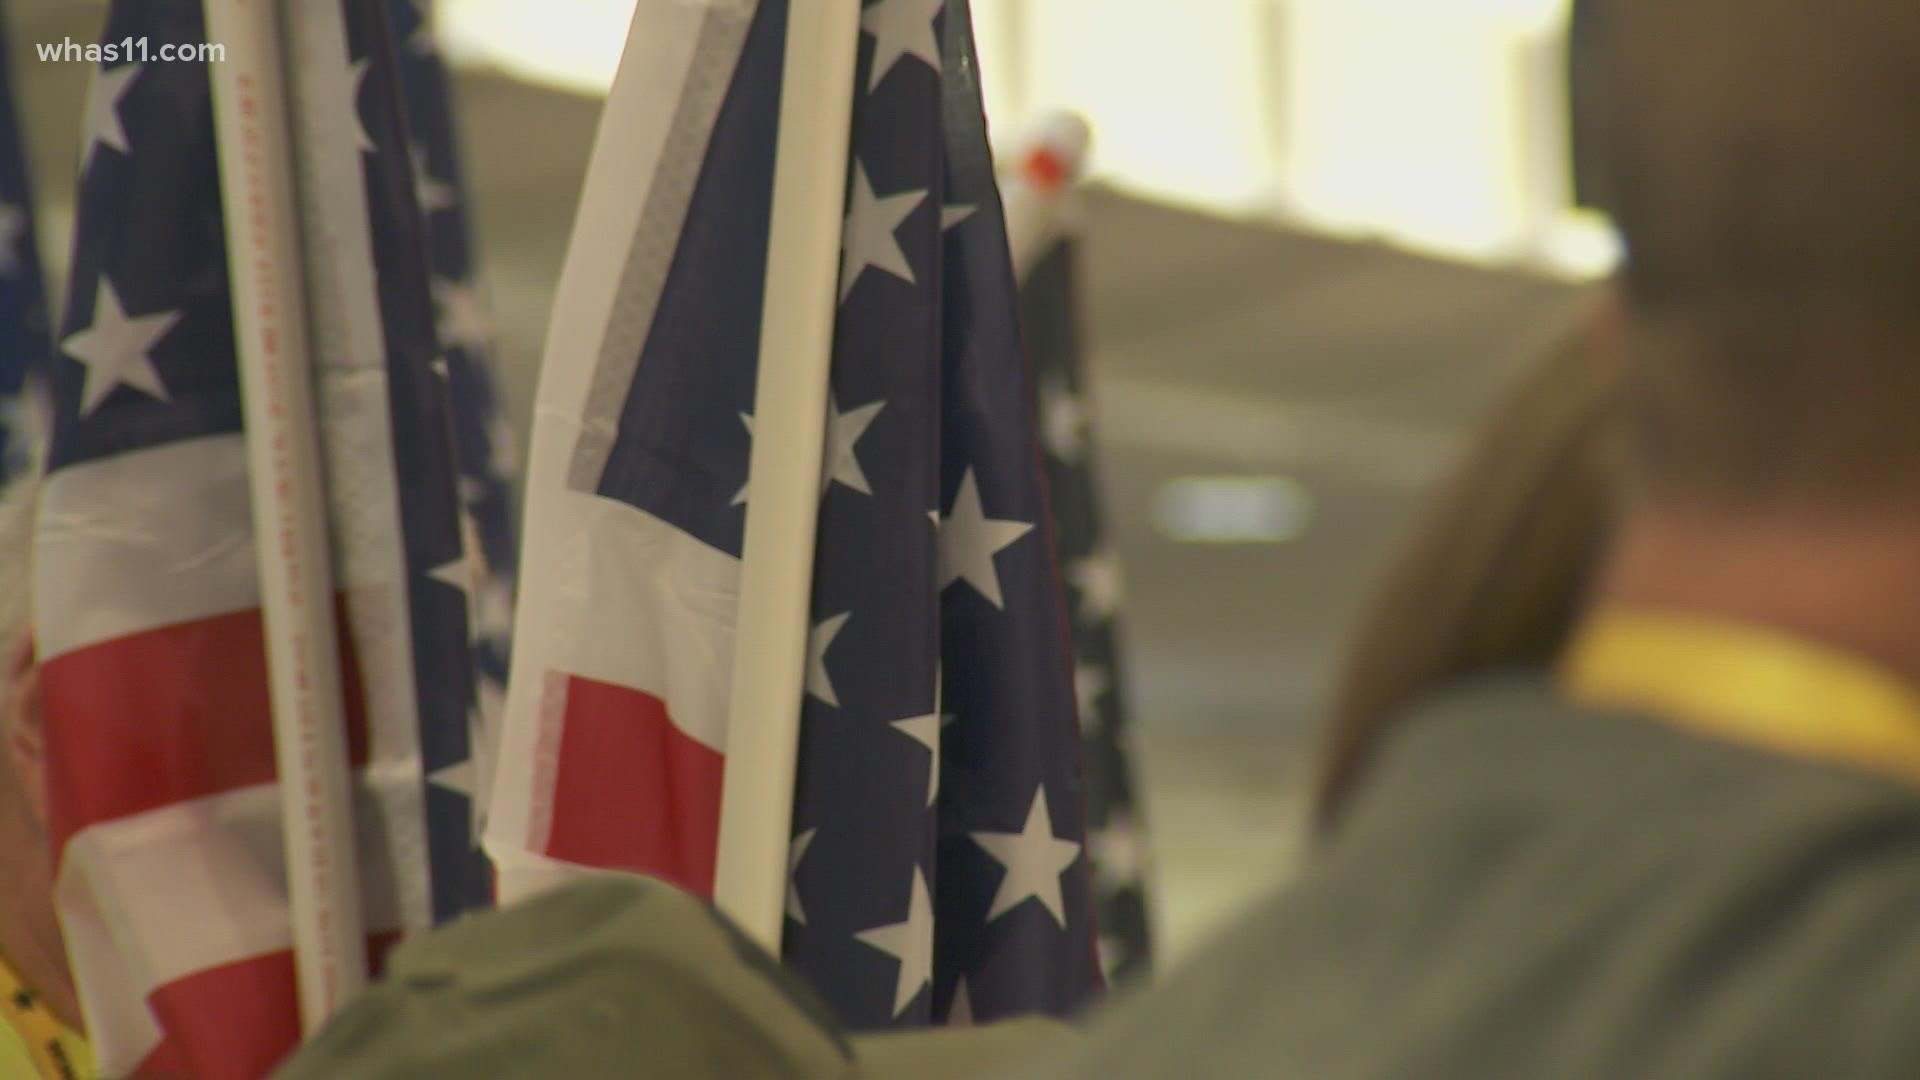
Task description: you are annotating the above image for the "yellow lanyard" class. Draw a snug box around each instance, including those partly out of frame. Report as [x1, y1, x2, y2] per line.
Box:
[1563, 610, 1920, 788]
[0, 951, 88, 1080]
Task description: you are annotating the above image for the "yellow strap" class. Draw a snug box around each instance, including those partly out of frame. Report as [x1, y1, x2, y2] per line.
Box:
[0, 952, 91, 1080]
[1563, 610, 1920, 788]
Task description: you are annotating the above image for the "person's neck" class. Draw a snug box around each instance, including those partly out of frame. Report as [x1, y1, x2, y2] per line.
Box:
[0, 796, 81, 1032]
[1589, 501, 1920, 689]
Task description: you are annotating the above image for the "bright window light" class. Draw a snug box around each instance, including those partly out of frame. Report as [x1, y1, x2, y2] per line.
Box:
[1152, 476, 1314, 545]
[436, 0, 1612, 278]
[438, 0, 633, 95]
[1021, 0, 1282, 209]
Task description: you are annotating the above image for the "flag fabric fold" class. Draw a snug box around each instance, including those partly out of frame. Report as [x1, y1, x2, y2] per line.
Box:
[385, 0, 519, 853]
[486, 0, 1101, 1031]
[1020, 228, 1156, 985]
[36, 1, 475, 1073]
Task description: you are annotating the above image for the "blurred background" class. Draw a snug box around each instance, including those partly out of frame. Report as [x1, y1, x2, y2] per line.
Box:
[8, 0, 1601, 965]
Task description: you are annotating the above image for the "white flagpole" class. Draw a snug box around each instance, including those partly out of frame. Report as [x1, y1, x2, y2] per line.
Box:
[203, 0, 368, 1030]
[712, 0, 863, 950]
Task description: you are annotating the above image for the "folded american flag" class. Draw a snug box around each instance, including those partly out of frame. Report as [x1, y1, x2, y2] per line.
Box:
[34, 1, 476, 1073]
[1021, 230, 1156, 985]
[386, 0, 519, 852]
[485, 0, 1102, 1031]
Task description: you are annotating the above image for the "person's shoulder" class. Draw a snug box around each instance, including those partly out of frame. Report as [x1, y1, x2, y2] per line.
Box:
[275, 874, 856, 1080]
[1000, 881, 1323, 1080]
[1692, 851, 1920, 1077]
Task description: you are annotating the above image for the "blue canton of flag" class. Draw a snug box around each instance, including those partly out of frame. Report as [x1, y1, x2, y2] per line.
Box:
[787, 0, 1103, 1028]
[385, 0, 519, 851]
[781, 0, 947, 1030]
[0, 0, 52, 483]
[932, 0, 1101, 1022]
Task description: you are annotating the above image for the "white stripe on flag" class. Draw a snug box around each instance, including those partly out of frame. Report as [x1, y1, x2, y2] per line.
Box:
[484, 488, 738, 890]
[33, 434, 258, 662]
[57, 766, 422, 1074]
[539, 492, 737, 748]
[34, 424, 435, 937]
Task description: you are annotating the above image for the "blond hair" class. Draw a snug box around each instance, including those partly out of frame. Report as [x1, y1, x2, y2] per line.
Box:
[1315, 298, 1626, 825]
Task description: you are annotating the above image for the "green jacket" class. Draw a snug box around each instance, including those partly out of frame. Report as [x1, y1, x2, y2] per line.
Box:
[1026, 674, 1920, 1078]
[274, 871, 1068, 1079]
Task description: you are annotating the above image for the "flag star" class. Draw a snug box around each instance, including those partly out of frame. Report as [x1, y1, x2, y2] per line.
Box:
[429, 747, 476, 799]
[860, 0, 945, 91]
[970, 786, 1082, 928]
[448, 513, 513, 663]
[1069, 549, 1125, 621]
[432, 518, 484, 641]
[458, 475, 489, 508]
[1090, 815, 1148, 891]
[1039, 374, 1088, 463]
[0, 204, 26, 278]
[786, 828, 817, 925]
[406, 0, 439, 55]
[736, 395, 882, 505]
[823, 393, 884, 496]
[941, 204, 977, 231]
[474, 575, 515, 652]
[840, 160, 926, 302]
[432, 277, 492, 353]
[411, 143, 458, 215]
[890, 710, 940, 807]
[807, 612, 851, 707]
[945, 976, 973, 1025]
[854, 866, 935, 1017]
[731, 412, 755, 506]
[337, 56, 375, 152]
[429, 551, 473, 598]
[1074, 662, 1110, 727]
[80, 63, 141, 171]
[937, 468, 1034, 609]
[63, 277, 180, 416]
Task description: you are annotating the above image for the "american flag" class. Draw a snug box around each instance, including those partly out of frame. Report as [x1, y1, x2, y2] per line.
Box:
[34, 1, 476, 1074]
[1021, 231, 1156, 984]
[385, 0, 519, 851]
[485, 0, 1101, 1030]
[0, 0, 51, 484]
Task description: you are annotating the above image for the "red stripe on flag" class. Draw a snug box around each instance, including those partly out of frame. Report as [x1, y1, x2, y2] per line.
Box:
[130, 934, 401, 1079]
[544, 674, 723, 898]
[40, 602, 369, 858]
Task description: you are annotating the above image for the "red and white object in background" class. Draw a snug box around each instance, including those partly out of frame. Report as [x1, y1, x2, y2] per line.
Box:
[1001, 111, 1092, 281]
